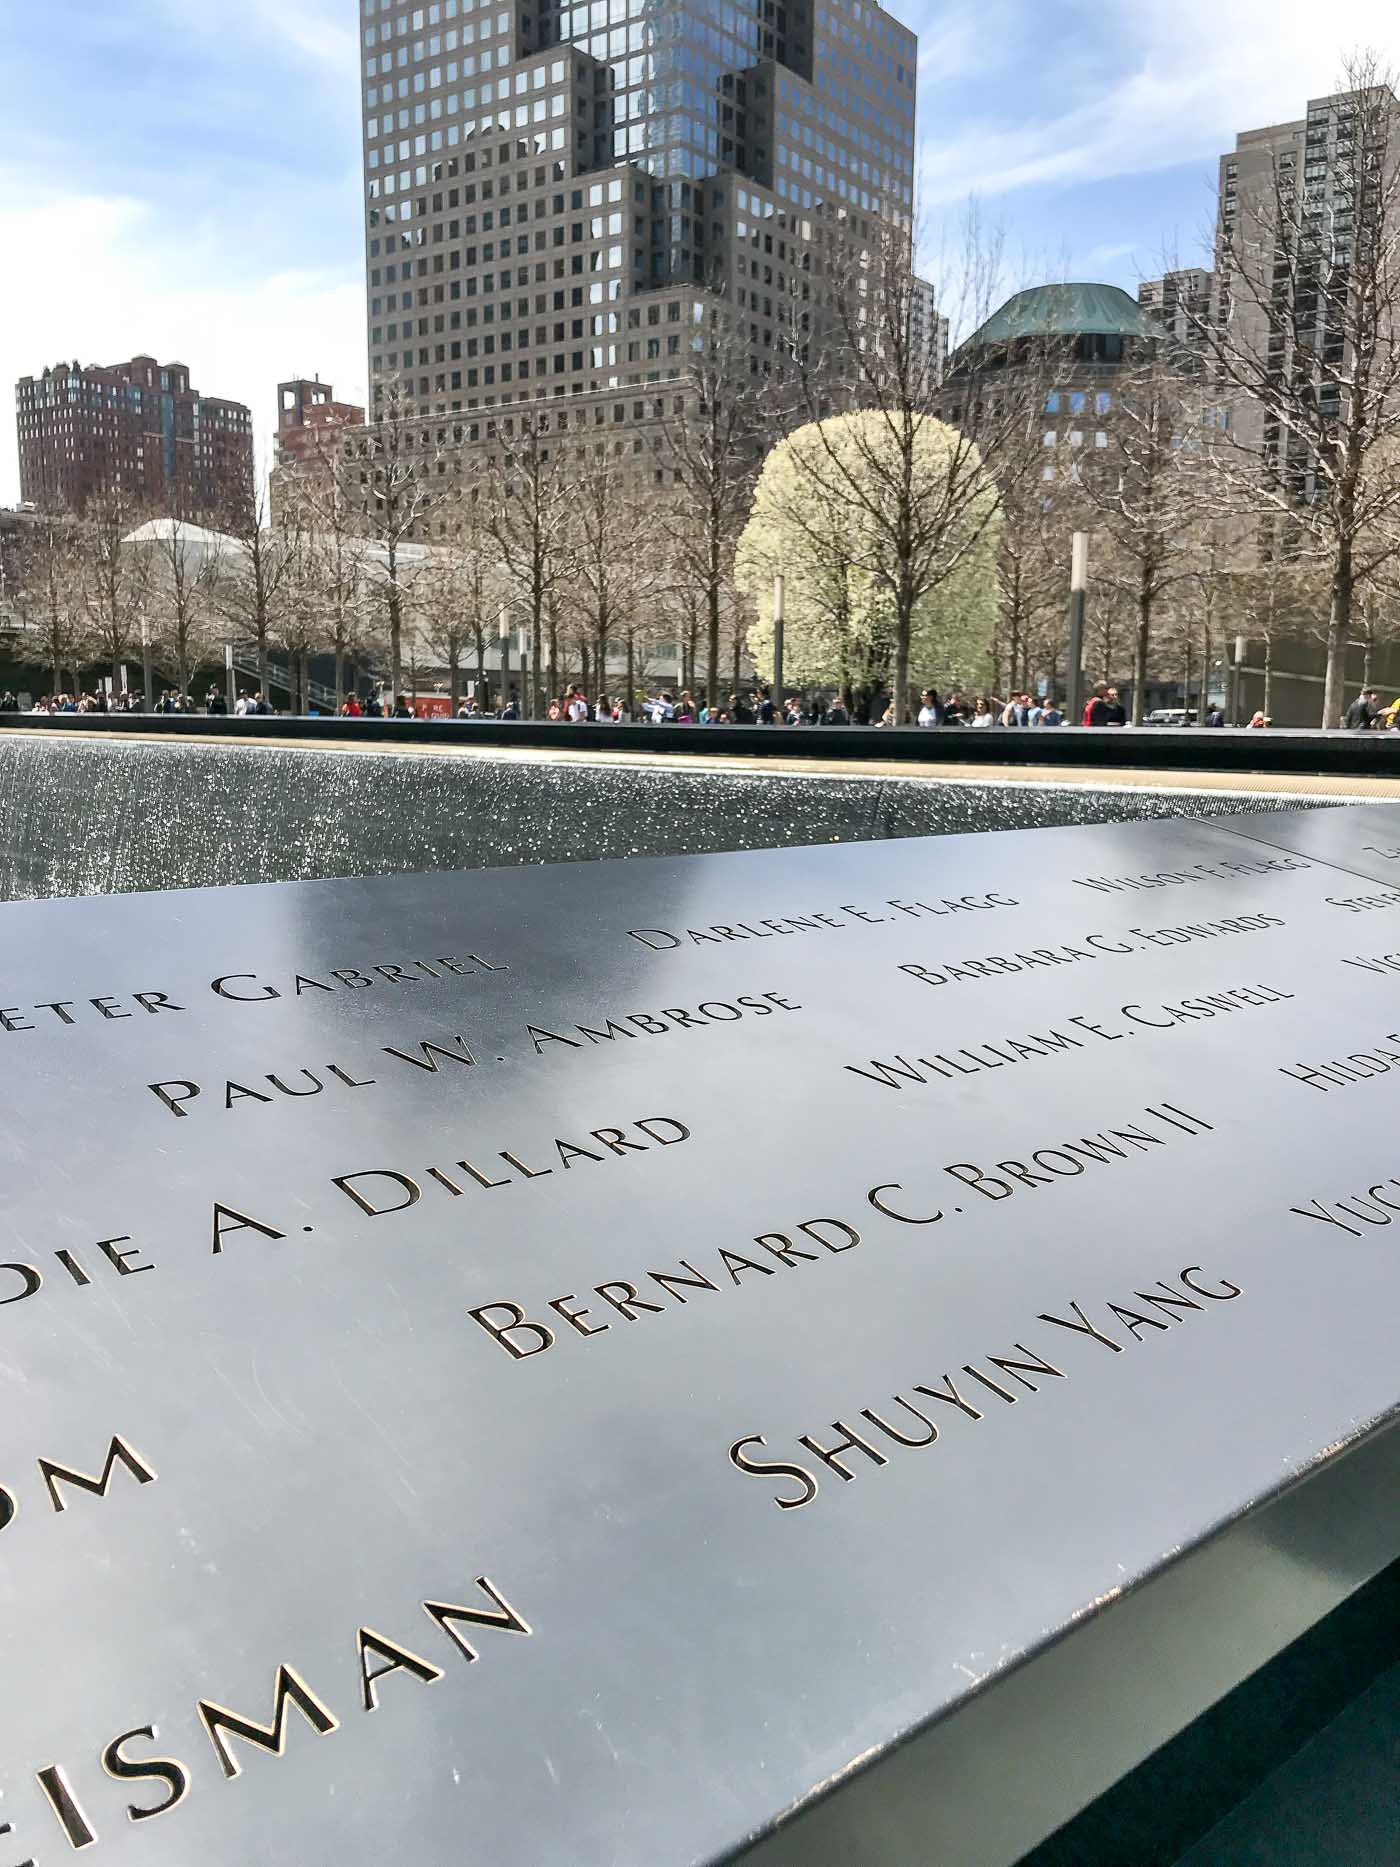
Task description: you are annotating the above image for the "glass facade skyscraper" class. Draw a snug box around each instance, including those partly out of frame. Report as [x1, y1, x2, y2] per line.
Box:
[360, 0, 918, 448]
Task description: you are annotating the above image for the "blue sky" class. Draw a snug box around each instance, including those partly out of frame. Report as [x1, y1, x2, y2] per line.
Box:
[1, 0, 1394, 502]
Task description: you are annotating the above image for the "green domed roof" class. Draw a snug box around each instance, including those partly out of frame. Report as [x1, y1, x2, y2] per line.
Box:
[964, 282, 1156, 349]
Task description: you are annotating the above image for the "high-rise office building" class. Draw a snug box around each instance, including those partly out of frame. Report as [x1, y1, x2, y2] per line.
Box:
[910, 273, 949, 381]
[359, 0, 919, 451]
[13, 356, 253, 516]
[1138, 268, 1215, 373]
[1213, 85, 1400, 464]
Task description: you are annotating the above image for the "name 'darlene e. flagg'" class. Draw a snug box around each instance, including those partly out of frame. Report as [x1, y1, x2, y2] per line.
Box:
[627, 893, 1019, 951]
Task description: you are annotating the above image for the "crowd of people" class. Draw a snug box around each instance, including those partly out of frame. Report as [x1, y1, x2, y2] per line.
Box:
[16, 689, 157, 715]
[10, 679, 1400, 729]
[1342, 687, 1400, 731]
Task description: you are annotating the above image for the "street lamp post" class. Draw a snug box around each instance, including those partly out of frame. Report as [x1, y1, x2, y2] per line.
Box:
[1067, 533, 1088, 725]
[140, 614, 154, 712]
[498, 606, 512, 714]
[772, 573, 785, 709]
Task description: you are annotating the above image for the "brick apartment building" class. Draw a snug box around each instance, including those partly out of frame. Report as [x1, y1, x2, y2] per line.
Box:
[13, 356, 254, 517]
[270, 376, 367, 517]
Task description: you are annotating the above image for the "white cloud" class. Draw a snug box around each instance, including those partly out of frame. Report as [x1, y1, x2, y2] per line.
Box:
[147, 0, 358, 72]
[1082, 241, 1139, 267]
[0, 177, 365, 505]
[246, 0, 360, 69]
[917, 0, 1400, 212]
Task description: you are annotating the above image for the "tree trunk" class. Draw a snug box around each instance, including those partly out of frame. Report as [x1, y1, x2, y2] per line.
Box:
[334, 648, 345, 707]
[1322, 540, 1353, 729]
[1263, 637, 1274, 719]
[1197, 622, 1212, 727]
[388, 584, 403, 697]
[1362, 637, 1374, 691]
[449, 651, 461, 711]
[707, 578, 720, 711]
[1131, 573, 1151, 727]
[892, 593, 912, 726]
[626, 633, 635, 721]
[258, 631, 269, 693]
[731, 631, 740, 693]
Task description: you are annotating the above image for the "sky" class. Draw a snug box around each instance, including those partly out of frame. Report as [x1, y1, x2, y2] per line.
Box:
[0, 0, 1396, 505]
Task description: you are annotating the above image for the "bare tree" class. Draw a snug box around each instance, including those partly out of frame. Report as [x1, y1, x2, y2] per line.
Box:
[489, 411, 572, 702]
[658, 311, 769, 708]
[785, 211, 1039, 722]
[291, 433, 377, 707]
[140, 517, 225, 697]
[994, 480, 1066, 695]
[217, 469, 302, 696]
[431, 479, 502, 709]
[1232, 545, 1327, 717]
[564, 449, 647, 706]
[16, 511, 89, 697]
[80, 486, 150, 691]
[341, 376, 459, 693]
[1078, 355, 1226, 722]
[1187, 53, 1400, 724]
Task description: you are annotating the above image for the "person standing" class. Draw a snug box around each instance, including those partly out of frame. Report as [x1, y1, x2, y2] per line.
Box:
[1345, 688, 1380, 730]
[917, 687, 941, 727]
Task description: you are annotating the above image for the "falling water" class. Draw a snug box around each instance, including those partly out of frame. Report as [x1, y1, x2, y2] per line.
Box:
[0, 739, 1340, 902]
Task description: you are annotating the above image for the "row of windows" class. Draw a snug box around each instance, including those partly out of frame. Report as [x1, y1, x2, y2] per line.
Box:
[777, 84, 909, 176]
[1046, 390, 1112, 415]
[776, 121, 900, 200]
[365, 1, 472, 23]
[371, 333, 685, 382]
[368, 102, 579, 154]
[365, 10, 509, 63]
[774, 144, 898, 215]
